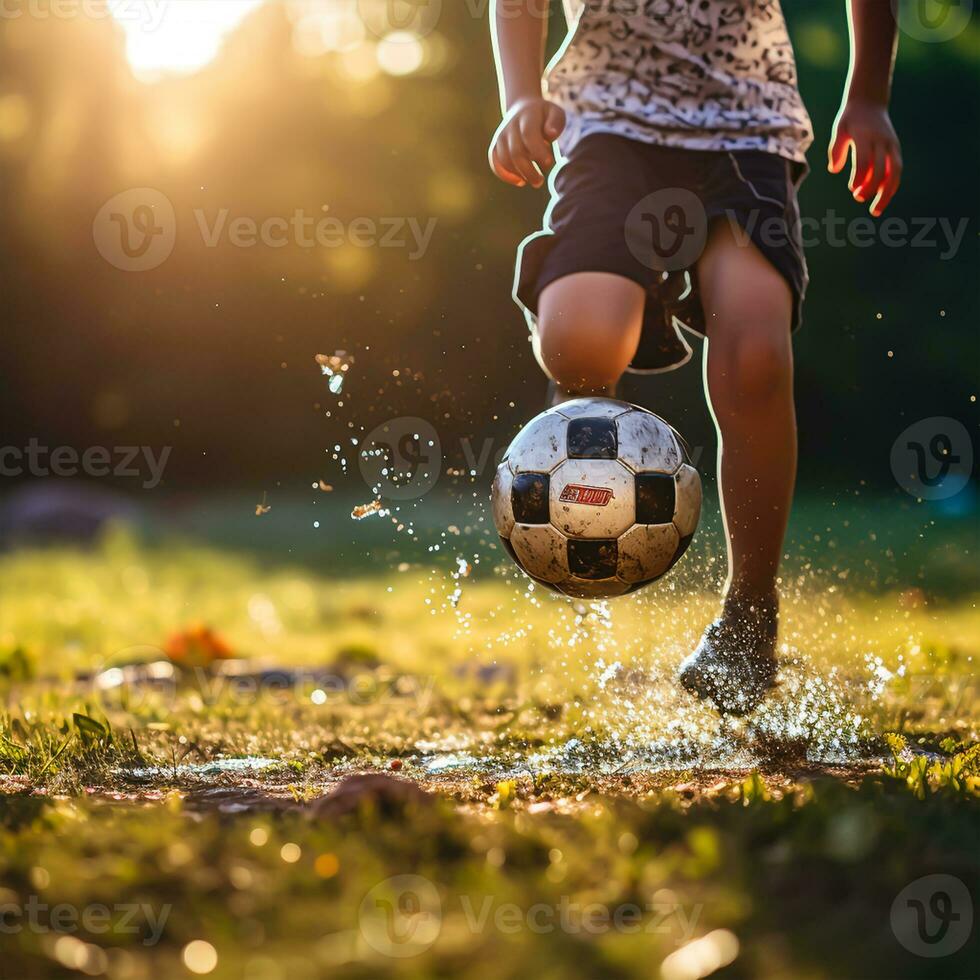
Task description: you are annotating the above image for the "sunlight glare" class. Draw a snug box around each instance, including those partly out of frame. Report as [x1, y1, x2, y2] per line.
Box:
[376, 31, 424, 76]
[109, 1, 264, 80]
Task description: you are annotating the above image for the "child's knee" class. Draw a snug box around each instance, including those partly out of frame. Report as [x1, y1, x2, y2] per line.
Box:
[709, 324, 793, 405]
[538, 313, 623, 389]
[536, 273, 644, 390]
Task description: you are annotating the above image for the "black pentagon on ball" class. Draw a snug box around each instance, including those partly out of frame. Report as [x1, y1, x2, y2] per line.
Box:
[511, 472, 550, 524]
[635, 473, 675, 524]
[567, 539, 618, 580]
[567, 418, 617, 459]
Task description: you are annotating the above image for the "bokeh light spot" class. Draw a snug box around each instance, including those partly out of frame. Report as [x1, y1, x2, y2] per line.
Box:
[376, 32, 424, 76]
[182, 940, 219, 975]
[0, 93, 31, 143]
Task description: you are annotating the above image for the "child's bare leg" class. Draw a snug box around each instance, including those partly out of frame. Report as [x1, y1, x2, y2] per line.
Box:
[697, 221, 796, 609]
[537, 272, 645, 393]
[679, 221, 794, 714]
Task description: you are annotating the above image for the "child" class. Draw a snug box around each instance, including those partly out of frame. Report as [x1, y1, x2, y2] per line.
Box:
[489, 0, 902, 714]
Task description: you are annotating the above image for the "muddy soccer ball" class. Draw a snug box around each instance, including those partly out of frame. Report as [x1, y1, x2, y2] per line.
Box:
[491, 398, 701, 598]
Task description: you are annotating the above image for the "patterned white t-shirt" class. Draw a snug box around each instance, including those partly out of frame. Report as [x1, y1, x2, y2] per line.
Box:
[546, 0, 814, 163]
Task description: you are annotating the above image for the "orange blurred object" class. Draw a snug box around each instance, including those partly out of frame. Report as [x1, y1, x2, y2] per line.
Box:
[898, 587, 927, 610]
[164, 625, 235, 668]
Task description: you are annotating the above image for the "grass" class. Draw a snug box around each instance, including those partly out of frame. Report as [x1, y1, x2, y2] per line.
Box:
[0, 510, 977, 979]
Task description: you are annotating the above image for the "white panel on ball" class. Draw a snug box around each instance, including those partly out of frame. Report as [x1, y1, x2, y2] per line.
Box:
[673, 464, 702, 537]
[549, 459, 636, 539]
[491, 462, 516, 538]
[506, 411, 569, 474]
[616, 409, 682, 475]
[509, 523, 571, 584]
[617, 523, 680, 583]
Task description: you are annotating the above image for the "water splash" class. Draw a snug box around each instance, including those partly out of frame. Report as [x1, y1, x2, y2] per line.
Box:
[315, 351, 354, 395]
[351, 500, 383, 520]
[122, 757, 280, 782]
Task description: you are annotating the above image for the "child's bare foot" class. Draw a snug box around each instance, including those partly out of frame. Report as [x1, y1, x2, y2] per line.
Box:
[679, 594, 779, 715]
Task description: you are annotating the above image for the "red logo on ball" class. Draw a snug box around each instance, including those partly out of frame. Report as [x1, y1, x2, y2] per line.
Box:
[559, 484, 614, 506]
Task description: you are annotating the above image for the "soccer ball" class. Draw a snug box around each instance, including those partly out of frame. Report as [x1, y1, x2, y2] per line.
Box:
[492, 398, 701, 598]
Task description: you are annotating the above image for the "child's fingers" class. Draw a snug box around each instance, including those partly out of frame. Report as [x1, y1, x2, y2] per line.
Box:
[490, 143, 525, 187]
[519, 116, 555, 174]
[871, 151, 902, 216]
[506, 131, 544, 188]
[543, 103, 567, 141]
[827, 125, 849, 173]
[848, 137, 873, 195]
[855, 142, 886, 203]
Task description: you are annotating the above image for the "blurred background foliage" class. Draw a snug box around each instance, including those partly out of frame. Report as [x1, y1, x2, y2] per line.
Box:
[0, 0, 976, 503]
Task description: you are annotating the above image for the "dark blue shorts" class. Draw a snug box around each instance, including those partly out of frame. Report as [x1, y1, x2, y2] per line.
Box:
[514, 134, 809, 373]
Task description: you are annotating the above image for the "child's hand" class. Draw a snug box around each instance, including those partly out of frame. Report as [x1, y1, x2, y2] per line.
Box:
[489, 97, 566, 189]
[828, 100, 903, 216]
